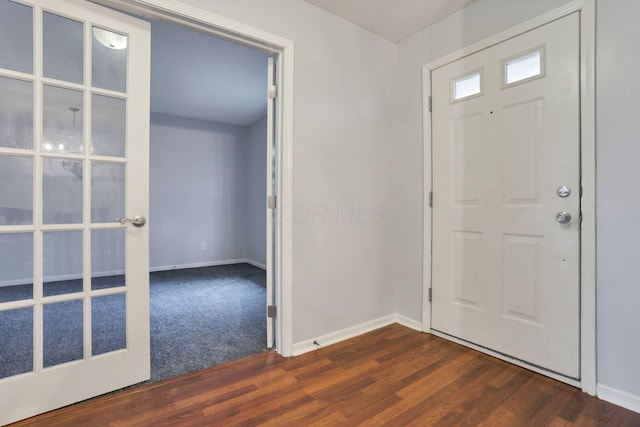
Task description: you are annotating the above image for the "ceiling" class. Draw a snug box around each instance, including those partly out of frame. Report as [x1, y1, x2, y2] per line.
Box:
[150, 20, 271, 126]
[149, 0, 478, 125]
[303, 0, 478, 43]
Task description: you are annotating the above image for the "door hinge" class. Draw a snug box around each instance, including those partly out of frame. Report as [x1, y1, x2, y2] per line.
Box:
[428, 96, 433, 112]
[267, 195, 277, 210]
[428, 191, 433, 208]
[267, 305, 277, 318]
[268, 85, 277, 99]
[428, 288, 432, 302]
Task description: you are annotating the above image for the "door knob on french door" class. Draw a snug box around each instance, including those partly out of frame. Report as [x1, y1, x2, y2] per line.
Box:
[117, 215, 146, 227]
[555, 211, 572, 224]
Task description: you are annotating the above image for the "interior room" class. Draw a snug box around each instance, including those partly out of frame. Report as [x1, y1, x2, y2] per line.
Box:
[146, 19, 271, 381]
[1, 0, 640, 424]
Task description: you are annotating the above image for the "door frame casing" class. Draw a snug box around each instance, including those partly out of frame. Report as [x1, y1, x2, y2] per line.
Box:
[421, 0, 596, 394]
[93, 0, 295, 357]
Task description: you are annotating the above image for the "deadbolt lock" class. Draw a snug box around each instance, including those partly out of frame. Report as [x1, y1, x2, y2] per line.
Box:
[557, 186, 571, 198]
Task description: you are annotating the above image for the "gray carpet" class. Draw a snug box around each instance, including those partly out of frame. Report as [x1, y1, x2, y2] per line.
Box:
[0, 263, 267, 382]
[150, 263, 267, 381]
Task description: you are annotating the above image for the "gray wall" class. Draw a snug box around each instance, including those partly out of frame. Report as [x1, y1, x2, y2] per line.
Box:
[167, 0, 398, 343]
[150, 112, 264, 270]
[596, 0, 640, 402]
[395, 0, 640, 405]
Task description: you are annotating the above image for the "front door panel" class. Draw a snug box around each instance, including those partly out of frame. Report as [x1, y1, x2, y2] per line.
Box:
[431, 13, 580, 378]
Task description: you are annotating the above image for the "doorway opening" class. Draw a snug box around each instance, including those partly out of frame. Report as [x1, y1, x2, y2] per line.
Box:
[94, 0, 294, 360]
[146, 18, 273, 382]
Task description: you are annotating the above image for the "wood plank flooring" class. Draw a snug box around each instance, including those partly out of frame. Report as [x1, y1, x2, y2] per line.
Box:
[11, 324, 640, 426]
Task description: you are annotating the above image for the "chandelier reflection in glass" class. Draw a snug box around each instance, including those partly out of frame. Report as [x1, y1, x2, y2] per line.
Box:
[43, 105, 83, 179]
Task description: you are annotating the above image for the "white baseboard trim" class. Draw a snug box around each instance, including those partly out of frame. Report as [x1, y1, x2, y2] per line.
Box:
[598, 384, 640, 414]
[245, 259, 267, 270]
[292, 315, 397, 356]
[0, 279, 31, 287]
[149, 259, 259, 273]
[394, 314, 422, 331]
[1, 260, 265, 287]
[0, 270, 125, 288]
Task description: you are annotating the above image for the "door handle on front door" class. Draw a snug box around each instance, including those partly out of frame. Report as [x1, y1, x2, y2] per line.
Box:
[117, 215, 147, 227]
[555, 211, 572, 224]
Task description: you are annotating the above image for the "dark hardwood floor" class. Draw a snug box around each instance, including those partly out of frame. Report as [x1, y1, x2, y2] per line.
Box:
[11, 324, 640, 426]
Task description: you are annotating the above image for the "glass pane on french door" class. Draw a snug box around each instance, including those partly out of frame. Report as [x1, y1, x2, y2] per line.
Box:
[2, 1, 131, 371]
[0, 0, 150, 424]
[0, 0, 33, 74]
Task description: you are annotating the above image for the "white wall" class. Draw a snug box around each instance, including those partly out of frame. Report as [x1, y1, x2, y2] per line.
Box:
[166, 0, 398, 343]
[150, 113, 251, 269]
[395, 0, 640, 410]
[596, 0, 640, 405]
[246, 115, 267, 267]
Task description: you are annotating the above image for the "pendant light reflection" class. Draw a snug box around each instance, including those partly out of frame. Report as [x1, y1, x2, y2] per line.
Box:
[43, 105, 83, 179]
[93, 27, 127, 50]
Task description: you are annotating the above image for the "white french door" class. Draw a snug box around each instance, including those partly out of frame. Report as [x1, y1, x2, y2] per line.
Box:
[0, 0, 150, 424]
[430, 13, 580, 378]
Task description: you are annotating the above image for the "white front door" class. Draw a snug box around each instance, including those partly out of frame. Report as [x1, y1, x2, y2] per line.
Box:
[0, 0, 150, 424]
[430, 13, 580, 378]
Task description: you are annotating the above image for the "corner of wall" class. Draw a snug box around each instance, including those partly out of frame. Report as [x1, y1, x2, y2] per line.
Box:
[597, 384, 640, 415]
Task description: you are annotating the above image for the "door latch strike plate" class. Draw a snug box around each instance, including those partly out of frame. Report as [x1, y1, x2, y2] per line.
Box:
[267, 305, 277, 318]
[268, 85, 277, 99]
[268, 195, 277, 209]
